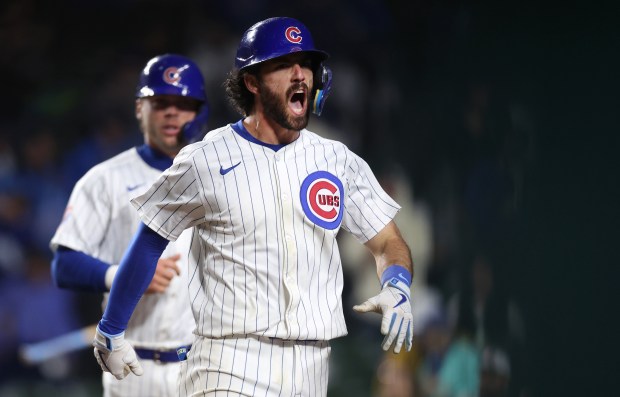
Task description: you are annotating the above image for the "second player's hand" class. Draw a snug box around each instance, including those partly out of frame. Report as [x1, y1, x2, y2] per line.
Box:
[353, 278, 413, 353]
[145, 254, 181, 294]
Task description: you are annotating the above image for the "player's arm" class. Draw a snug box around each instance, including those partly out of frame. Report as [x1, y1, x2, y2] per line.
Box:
[363, 221, 413, 280]
[353, 220, 414, 353]
[93, 222, 169, 379]
[51, 246, 179, 294]
[51, 246, 117, 292]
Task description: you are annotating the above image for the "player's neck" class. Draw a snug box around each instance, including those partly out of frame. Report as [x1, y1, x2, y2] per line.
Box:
[243, 115, 299, 145]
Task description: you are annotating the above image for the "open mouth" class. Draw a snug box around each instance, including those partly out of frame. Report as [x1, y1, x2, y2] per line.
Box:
[288, 88, 307, 116]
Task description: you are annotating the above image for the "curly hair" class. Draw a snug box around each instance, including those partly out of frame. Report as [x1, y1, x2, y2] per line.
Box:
[224, 67, 258, 117]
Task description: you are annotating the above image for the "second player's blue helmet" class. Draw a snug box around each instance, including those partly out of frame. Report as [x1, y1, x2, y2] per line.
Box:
[136, 54, 207, 102]
[235, 17, 329, 71]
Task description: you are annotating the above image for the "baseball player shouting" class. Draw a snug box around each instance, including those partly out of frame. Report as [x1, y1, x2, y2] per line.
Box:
[92, 17, 414, 396]
[50, 54, 209, 397]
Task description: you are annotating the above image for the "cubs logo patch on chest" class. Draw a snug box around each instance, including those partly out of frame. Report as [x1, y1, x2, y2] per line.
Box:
[300, 171, 344, 230]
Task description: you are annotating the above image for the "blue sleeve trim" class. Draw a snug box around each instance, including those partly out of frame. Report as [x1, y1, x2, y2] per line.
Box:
[380, 265, 412, 288]
[99, 223, 169, 335]
[51, 246, 109, 292]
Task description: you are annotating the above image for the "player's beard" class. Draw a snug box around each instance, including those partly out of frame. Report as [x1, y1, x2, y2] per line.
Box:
[259, 81, 310, 131]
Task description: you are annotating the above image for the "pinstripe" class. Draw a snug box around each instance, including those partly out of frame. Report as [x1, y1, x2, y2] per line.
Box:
[52, 148, 195, 396]
[299, 143, 324, 338]
[232, 133, 261, 333]
[177, 336, 330, 396]
[131, 123, 400, 396]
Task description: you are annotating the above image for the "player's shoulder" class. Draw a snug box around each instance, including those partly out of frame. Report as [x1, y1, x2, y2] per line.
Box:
[301, 128, 351, 152]
[75, 147, 140, 183]
[86, 147, 140, 173]
[175, 124, 234, 159]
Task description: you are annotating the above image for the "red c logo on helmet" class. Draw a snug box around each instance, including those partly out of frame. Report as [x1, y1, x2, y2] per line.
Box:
[163, 67, 181, 84]
[285, 27, 302, 44]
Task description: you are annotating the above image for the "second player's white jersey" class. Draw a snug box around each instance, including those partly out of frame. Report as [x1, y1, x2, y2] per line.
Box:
[131, 121, 400, 341]
[50, 147, 195, 349]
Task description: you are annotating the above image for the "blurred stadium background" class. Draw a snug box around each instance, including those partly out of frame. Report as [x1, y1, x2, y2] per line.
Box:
[0, 1, 615, 396]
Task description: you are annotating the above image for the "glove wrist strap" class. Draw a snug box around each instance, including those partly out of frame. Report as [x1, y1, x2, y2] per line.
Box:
[380, 265, 412, 288]
[94, 325, 125, 351]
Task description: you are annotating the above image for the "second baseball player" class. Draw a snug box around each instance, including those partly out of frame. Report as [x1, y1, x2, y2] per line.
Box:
[51, 54, 209, 397]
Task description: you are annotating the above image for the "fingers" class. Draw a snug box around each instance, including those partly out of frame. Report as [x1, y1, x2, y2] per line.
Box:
[380, 310, 395, 336]
[393, 319, 407, 353]
[115, 367, 129, 380]
[158, 255, 181, 276]
[352, 296, 380, 314]
[125, 355, 144, 376]
[145, 277, 168, 294]
[381, 313, 398, 350]
[94, 348, 107, 371]
[352, 300, 374, 313]
[404, 320, 413, 352]
[130, 361, 144, 376]
[146, 255, 182, 293]
[94, 348, 128, 380]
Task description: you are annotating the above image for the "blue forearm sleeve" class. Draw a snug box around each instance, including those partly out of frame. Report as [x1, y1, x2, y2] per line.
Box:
[98, 223, 169, 335]
[51, 246, 109, 292]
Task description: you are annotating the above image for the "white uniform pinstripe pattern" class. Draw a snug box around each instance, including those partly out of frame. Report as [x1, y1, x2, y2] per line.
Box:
[131, 122, 400, 395]
[179, 335, 330, 397]
[50, 148, 195, 397]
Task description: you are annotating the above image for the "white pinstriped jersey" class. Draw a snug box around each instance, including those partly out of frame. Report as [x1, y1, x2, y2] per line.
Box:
[50, 147, 195, 349]
[131, 121, 400, 341]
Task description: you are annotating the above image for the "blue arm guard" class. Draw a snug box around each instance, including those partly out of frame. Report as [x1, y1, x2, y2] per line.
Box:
[98, 223, 169, 335]
[51, 246, 109, 292]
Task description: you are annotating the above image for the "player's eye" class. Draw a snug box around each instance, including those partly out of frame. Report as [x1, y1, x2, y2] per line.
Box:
[275, 62, 290, 70]
[150, 97, 200, 112]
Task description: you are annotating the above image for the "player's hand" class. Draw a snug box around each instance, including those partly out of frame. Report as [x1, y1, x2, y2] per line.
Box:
[145, 253, 181, 294]
[353, 277, 413, 353]
[93, 326, 143, 380]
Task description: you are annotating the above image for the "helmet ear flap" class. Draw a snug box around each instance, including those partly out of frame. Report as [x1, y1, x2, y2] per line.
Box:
[312, 65, 333, 116]
[180, 101, 210, 144]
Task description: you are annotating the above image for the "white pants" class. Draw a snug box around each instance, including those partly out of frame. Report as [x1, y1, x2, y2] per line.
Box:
[178, 335, 331, 397]
[103, 359, 181, 397]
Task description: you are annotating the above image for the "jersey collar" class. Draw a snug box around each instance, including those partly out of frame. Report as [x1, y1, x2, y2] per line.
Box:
[231, 120, 286, 152]
[136, 144, 173, 171]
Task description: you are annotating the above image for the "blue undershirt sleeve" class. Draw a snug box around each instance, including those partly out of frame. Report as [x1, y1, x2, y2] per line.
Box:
[98, 222, 169, 335]
[51, 246, 110, 292]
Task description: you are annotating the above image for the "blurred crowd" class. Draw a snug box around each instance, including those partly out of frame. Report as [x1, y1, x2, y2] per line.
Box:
[0, 1, 539, 396]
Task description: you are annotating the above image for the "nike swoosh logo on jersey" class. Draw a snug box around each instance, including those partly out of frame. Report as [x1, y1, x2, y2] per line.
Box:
[126, 184, 143, 192]
[220, 162, 241, 175]
[394, 293, 408, 308]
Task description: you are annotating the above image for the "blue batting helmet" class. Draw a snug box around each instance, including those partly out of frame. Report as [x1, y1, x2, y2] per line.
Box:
[136, 54, 206, 102]
[235, 17, 329, 71]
